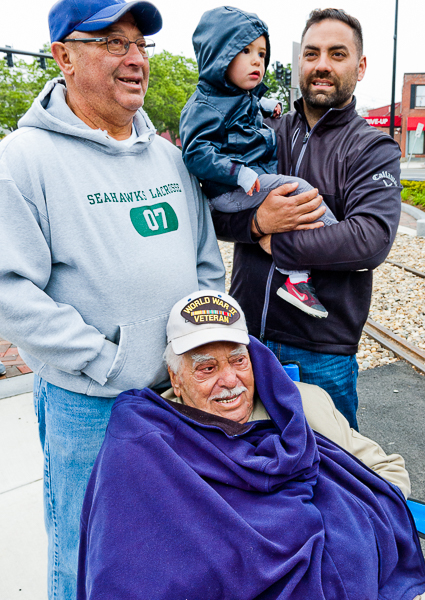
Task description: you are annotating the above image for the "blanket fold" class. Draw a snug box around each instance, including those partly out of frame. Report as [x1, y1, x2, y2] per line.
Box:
[77, 336, 425, 600]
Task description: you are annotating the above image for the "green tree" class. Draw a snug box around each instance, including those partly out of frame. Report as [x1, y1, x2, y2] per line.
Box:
[0, 45, 61, 132]
[144, 50, 198, 144]
[263, 63, 291, 114]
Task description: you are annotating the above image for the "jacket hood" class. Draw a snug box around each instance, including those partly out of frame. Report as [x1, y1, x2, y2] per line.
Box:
[193, 6, 270, 93]
[18, 78, 156, 155]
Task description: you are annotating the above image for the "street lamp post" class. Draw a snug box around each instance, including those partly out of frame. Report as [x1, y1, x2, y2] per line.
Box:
[389, 0, 399, 140]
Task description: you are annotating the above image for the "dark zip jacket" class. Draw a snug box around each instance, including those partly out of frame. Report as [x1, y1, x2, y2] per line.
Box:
[78, 337, 425, 599]
[179, 6, 277, 199]
[212, 98, 402, 355]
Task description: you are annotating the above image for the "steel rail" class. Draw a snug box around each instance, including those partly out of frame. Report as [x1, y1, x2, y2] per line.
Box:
[385, 259, 425, 279]
[364, 318, 425, 374]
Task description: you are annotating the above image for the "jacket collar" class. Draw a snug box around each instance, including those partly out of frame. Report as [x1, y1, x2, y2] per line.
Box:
[294, 96, 358, 131]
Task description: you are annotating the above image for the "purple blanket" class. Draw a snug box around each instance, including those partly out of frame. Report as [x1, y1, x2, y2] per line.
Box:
[78, 336, 425, 599]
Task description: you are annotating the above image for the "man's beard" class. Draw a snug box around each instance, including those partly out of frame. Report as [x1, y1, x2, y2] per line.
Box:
[299, 69, 358, 110]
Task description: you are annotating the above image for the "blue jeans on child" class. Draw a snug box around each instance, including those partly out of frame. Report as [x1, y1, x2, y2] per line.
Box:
[265, 340, 359, 430]
[209, 174, 337, 225]
[210, 173, 337, 279]
[33, 375, 116, 600]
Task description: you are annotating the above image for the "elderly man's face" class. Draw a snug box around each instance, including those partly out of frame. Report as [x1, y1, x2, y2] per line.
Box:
[169, 342, 255, 424]
[66, 12, 149, 122]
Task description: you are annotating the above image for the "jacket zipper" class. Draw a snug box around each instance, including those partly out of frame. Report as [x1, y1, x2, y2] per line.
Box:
[294, 109, 333, 176]
[289, 128, 300, 176]
[294, 131, 310, 176]
[259, 261, 276, 343]
[259, 108, 334, 343]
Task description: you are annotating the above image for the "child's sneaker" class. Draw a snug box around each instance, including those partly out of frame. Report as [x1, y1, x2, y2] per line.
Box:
[276, 278, 328, 318]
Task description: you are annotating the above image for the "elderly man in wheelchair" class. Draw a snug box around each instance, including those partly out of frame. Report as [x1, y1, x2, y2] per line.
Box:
[78, 290, 425, 600]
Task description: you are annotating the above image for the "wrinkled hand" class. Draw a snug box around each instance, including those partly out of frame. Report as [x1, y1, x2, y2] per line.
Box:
[273, 103, 282, 118]
[247, 178, 261, 197]
[251, 182, 326, 236]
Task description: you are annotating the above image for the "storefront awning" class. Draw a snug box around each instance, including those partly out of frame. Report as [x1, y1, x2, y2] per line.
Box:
[364, 116, 401, 127]
[407, 116, 425, 131]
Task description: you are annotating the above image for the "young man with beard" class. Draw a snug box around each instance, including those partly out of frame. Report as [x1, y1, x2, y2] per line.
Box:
[212, 9, 401, 430]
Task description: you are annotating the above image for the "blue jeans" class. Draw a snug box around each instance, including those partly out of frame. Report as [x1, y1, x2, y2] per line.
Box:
[33, 376, 116, 600]
[265, 341, 359, 430]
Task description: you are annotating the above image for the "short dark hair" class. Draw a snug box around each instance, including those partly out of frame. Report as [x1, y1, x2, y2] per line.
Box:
[301, 8, 363, 57]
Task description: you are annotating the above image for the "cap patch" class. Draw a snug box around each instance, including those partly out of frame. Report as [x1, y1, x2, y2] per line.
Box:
[181, 295, 240, 325]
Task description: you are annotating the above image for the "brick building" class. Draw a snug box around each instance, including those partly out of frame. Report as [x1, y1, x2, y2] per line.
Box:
[400, 73, 425, 158]
[364, 103, 401, 147]
[364, 73, 425, 159]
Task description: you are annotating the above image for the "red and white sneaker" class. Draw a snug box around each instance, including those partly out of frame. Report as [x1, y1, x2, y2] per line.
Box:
[276, 278, 328, 318]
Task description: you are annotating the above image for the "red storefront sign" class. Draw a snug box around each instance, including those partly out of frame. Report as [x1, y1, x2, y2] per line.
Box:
[364, 116, 401, 127]
[407, 117, 425, 131]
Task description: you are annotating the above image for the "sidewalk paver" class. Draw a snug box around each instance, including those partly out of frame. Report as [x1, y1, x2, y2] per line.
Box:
[399, 211, 417, 230]
[0, 338, 32, 379]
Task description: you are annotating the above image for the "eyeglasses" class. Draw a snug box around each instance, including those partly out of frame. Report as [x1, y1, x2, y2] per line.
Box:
[62, 34, 155, 58]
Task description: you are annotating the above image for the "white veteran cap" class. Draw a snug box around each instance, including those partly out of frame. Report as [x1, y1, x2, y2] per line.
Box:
[167, 290, 250, 355]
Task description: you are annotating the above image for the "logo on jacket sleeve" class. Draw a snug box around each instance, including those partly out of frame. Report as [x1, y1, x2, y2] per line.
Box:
[372, 171, 398, 187]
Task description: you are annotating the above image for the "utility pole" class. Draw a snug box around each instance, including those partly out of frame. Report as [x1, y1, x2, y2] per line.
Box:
[290, 42, 300, 110]
[389, 0, 399, 140]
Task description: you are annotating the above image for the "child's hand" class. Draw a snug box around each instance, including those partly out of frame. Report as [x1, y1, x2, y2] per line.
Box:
[247, 179, 260, 196]
[273, 103, 282, 118]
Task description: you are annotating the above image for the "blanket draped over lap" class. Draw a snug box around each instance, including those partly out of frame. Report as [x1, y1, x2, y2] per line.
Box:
[77, 336, 425, 600]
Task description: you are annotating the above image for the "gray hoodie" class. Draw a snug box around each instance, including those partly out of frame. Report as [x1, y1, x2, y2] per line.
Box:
[0, 78, 225, 397]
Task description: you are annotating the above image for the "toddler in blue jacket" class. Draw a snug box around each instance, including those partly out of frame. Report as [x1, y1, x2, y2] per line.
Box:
[180, 6, 337, 318]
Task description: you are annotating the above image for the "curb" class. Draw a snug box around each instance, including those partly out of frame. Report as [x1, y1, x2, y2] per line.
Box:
[401, 203, 425, 221]
[398, 225, 416, 237]
[0, 373, 34, 400]
[400, 173, 425, 181]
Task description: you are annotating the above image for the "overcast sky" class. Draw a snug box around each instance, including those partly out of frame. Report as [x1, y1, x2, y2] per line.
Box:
[1, 0, 423, 111]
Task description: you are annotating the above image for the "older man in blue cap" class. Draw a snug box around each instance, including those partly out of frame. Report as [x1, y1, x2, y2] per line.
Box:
[0, 0, 224, 597]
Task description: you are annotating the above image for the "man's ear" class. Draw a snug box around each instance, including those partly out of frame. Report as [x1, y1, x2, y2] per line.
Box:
[357, 55, 366, 82]
[168, 367, 182, 398]
[51, 42, 75, 76]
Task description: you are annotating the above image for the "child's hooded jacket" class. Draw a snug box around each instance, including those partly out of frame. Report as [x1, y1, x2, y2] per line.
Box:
[180, 6, 278, 198]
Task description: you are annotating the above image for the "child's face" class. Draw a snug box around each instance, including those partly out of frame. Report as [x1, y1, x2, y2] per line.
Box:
[226, 35, 267, 91]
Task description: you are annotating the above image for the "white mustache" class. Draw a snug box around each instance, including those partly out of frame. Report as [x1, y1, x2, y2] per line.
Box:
[210, 386, 247, 401]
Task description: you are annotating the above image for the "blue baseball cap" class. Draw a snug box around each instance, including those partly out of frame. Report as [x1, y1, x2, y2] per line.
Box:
[49, 0, 163, 43]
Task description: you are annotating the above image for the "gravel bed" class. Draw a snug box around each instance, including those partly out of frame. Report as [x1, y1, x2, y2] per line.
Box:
[218, 232, 425, 372]
[387, 233, 425, 272]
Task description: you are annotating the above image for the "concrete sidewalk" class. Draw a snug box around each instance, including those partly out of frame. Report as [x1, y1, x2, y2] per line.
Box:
[0, 392, 47, 600]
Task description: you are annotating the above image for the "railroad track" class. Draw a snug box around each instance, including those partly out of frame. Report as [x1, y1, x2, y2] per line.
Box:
[384, 259, 425, 279]
[364, 318, 425, 374]
[364, 260, 425, 373]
